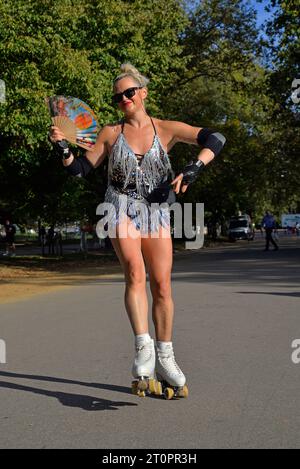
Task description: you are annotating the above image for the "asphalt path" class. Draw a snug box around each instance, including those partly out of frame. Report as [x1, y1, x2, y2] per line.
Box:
[0, 237, 300, 449]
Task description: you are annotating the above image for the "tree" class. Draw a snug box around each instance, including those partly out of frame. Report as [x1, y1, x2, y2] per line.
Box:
[0, 0, 188, 224]
[264, 0, 300, 212]
[162, 0, 279, 222]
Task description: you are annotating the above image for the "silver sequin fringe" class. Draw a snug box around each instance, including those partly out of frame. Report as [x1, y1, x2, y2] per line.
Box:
[103, 132, 174, 235]
[103, 185, 171, 235]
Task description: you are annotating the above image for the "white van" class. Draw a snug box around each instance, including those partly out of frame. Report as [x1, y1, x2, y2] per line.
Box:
[228, 215, 254, 241]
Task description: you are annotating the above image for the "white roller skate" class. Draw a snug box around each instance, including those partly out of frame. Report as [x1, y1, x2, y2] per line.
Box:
[131, 338, 157, 397]
[154, 342, 189, 400]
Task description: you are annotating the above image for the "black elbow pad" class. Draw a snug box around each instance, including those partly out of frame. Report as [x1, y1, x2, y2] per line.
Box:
[65, 155, 94, 178]
[197, 128, 226, 157]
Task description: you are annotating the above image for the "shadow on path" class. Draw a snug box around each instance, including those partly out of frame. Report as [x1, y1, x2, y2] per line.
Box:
[237, 291, 300, 298]
[0, 371, 136, 411]
[0, 370, 131, 394]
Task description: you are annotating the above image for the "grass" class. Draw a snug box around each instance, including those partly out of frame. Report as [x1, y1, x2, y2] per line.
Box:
[0, 251, 119, 273]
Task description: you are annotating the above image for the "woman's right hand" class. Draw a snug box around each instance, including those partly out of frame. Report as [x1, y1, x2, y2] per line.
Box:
[48, 126, 74, 162]
[48, 125, 66, 143]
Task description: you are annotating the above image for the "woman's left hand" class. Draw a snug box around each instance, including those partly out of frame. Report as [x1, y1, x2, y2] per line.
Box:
[170, 173, 189, 194]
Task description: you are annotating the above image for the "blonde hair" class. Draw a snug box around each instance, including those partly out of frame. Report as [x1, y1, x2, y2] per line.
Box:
[113, 63, 150, 89]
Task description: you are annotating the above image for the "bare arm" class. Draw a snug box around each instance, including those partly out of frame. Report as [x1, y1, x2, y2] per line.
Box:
[163, 121, 218, 193]
[81, 126, 110, 168]
[166, 120, 215, 164]
[49, 125, 110, 172]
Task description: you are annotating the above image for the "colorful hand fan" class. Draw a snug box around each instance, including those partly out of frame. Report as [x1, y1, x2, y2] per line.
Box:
[46, 95, 99, 150]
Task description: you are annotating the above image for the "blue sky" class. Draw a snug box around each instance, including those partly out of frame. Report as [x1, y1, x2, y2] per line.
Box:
[251, 0, 275, 28]
[185, 1, 276, 30]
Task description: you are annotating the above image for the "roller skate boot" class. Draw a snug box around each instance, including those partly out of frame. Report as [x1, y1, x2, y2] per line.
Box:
[131, 337, 157, 397]
[155, 342, 188, 400]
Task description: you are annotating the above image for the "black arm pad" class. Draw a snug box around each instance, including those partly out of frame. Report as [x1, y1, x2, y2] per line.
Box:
[197, 128, 226, 157]
[64, 154, 94, 178]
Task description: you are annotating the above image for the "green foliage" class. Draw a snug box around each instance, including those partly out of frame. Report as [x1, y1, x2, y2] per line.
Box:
[0, 0, 298, 228]
[164, 0, 281, 221]
[0, 0, 187, 223]
[264, 0, 300, 213]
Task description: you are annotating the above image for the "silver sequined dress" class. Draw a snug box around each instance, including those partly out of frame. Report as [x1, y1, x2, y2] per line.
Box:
[103, 117, 175, 235]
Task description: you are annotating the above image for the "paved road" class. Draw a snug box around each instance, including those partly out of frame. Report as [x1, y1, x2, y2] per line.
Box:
[0, 237, 300, 449]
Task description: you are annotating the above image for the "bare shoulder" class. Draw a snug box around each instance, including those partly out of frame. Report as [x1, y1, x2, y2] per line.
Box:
[157, 119, 199, 132]
[84, 121, 122, 168]
[153, 118, 176, 133]
[100, 121, 122, 140]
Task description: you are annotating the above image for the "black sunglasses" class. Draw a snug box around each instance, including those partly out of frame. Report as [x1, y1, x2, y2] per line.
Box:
[112, 86, 143, 104]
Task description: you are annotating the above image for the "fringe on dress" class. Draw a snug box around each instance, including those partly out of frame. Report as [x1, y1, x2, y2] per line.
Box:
[104, 132, 175, 235]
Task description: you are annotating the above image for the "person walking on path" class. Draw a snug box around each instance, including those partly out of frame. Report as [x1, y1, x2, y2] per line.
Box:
[296, 221, 300, 237]
[49, 63, 226, 399]
[262, 211, 279, 251]
[3, 219, 16, 257]
[47, 225, 55, 255]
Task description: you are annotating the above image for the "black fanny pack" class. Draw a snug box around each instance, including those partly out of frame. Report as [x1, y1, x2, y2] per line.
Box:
[111, 179, 176, 205]
[145, 181, 176, 205]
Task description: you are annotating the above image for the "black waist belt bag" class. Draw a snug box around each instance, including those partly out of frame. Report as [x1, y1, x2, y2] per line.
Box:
[111, 179, 176, 205]
[145, 179, 176, 205]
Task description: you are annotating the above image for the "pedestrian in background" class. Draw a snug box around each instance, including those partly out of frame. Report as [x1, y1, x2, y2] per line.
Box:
[3, 219, 16, 257]
[47, 225, 55, 255]
[261, 211, 279, 251]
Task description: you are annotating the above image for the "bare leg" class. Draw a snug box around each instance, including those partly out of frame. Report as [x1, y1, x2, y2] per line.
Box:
[109, 217, 149, 335]
[141, 225, 174, 341]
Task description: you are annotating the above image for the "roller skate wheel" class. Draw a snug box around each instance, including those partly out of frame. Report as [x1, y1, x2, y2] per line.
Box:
[155, 381, 163, 395]
[177, 385, 189, 398]
[164, 387, 175, 400]
[148, 379, 162, 395]
[131, 380, 139, 395]
[137, 390, 146, 398]
[137, 379, 148, 392]
[148, 378, 157, 394]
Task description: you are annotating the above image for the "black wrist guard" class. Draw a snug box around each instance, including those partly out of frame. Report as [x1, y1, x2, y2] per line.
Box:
[181, 159, 205, 185]
[64, 154, 94, 178]
[197, 128, 226, 157]
[53, 139, 72, 160]
[48, 131, 72, 159]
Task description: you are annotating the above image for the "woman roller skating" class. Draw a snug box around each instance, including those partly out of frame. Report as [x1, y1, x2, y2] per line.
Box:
[49, 63, 226, 399]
